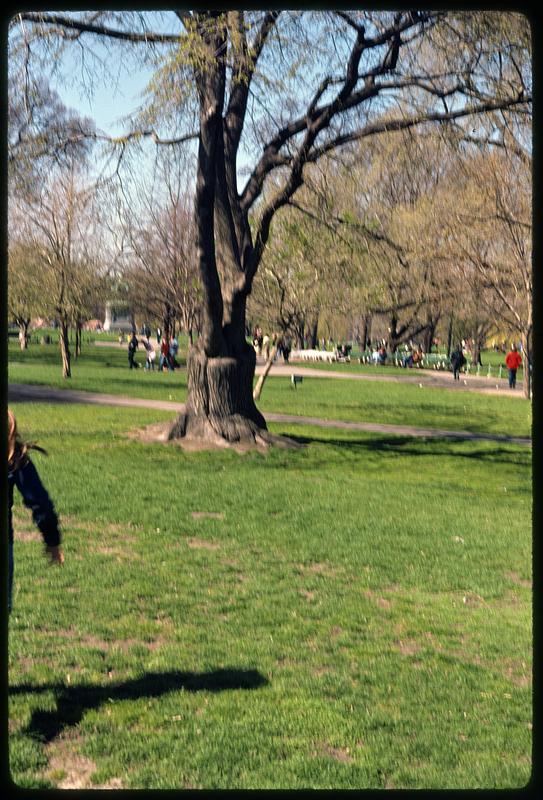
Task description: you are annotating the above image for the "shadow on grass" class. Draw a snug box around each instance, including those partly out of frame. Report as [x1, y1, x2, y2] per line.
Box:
[285, 434, 530, 465]
[11, 668, 268, 743]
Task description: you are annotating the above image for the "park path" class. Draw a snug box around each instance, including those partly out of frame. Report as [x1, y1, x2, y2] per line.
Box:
[94, 339, 521, 396]
[8, 382, 531, 447]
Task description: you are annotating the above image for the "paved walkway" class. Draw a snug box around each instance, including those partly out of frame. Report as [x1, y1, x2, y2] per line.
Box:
[253, 361, 521, 396]
[8, 383, 531, 447]
[95, 340, 522, 396]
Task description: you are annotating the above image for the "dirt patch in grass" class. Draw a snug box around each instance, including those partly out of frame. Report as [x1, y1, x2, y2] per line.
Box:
[46, 739, 124, 789]
[79, 520, 138, 543]
[43, 628, 158, 653]
[315, 742, 354, 764]
[191, 511, 225, 520]
[502, 659, 532, 688]
[297, 561, 343, 578]
[14, 528, 42, 542]
[95, 544, 141, 561]
[504, 571, 532, 589]
[186, 537, 220, 550]
[45, 732, 97, 790]
[395, 638, 422, 656]
[362, 589, 393, 609]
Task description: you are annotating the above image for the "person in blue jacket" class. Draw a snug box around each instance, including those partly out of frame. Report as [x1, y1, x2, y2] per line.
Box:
[7, 409, 64, 613]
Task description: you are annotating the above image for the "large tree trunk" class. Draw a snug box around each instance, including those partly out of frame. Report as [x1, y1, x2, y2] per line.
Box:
[168, 342, 268, 445]
[167, 12, 294, 449]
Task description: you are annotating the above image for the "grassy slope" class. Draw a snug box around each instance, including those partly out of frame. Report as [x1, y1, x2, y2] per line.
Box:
[8, 403, 532, 789]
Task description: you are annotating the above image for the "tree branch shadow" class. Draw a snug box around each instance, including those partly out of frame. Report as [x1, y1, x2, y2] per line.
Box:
[285, 434, 530, 466]
[11, 668, 269, 744]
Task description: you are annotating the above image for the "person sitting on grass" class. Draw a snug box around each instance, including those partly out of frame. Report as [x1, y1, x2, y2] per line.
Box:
[402, 348, 414, 368]
[412, 349, 423, 367]
[7, 409, 64, 614]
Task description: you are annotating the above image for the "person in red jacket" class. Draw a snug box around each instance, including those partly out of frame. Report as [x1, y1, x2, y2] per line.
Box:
[159, 336, 173, 372]
[505, 344, 523, 389]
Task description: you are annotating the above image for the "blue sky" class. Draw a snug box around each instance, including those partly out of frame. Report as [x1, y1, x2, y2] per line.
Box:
[50, 50, 153, 137]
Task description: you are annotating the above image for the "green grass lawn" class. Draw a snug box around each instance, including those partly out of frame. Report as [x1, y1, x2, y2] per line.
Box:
[8, 403, 532, 789]
[8, 341, 531, 439]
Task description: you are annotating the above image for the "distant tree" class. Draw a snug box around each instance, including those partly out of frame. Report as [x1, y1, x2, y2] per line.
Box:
[10, 161, 103, 377]
[7, 243, 44, 348]
[119, 152, 202, 344]
[444, 143, 532, 396]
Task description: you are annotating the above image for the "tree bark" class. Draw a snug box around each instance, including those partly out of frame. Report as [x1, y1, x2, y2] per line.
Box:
[362, 314, 371, 350]
[520, 331, 532, 400]
[388, 313, 400, 353]
[168, 342, 268, 444]
[446, 314, 454, 358]
[18, 319, 30, 350]
[59, 318, 71, 378]
[253, 341, 280, 401]
[75, 320, 82, 358]
[309, 314, 319, 348]
[423, 314, 438, 353]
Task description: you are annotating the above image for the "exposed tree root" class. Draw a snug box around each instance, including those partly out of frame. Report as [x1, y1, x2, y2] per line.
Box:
[126, 415, 302, 453]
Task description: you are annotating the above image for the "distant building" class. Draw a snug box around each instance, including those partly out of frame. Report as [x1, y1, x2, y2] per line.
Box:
[103, 302, 135, 333]
[83, 319, 104, 332]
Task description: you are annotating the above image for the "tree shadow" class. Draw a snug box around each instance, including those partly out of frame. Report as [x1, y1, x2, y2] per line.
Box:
[10, 668, 268, 744]
[285, 433, 530, 467]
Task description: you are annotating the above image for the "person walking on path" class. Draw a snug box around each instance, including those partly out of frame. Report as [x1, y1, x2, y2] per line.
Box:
[7, 409, 64, 614]
[282, 335, 292, 363]
[505, 344, 523, 389]
[142, 337, 156, 370]
[169, 335, 179, 368]
[128, 332, 139, 369]
[159, 336, 173, 372]
[450, 345, 466, 381]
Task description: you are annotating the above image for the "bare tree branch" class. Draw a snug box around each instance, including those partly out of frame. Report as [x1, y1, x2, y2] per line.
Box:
[16, 12, 181, 44]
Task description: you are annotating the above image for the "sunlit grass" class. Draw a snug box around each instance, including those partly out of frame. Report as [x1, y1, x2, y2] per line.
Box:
[8, 403, 532, 789]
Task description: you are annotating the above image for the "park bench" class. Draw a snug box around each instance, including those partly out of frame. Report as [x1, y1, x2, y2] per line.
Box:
[291, 349, 337, 363]
[357, 350, 451, 370]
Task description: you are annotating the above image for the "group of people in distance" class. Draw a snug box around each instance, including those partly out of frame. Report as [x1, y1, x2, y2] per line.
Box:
[451, 342, 523, 388]
[127, 329, 179, 372]
[252, 327, 292, 363]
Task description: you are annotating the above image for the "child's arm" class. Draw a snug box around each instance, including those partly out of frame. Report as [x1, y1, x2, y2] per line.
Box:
[14, 458, 63, 562]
